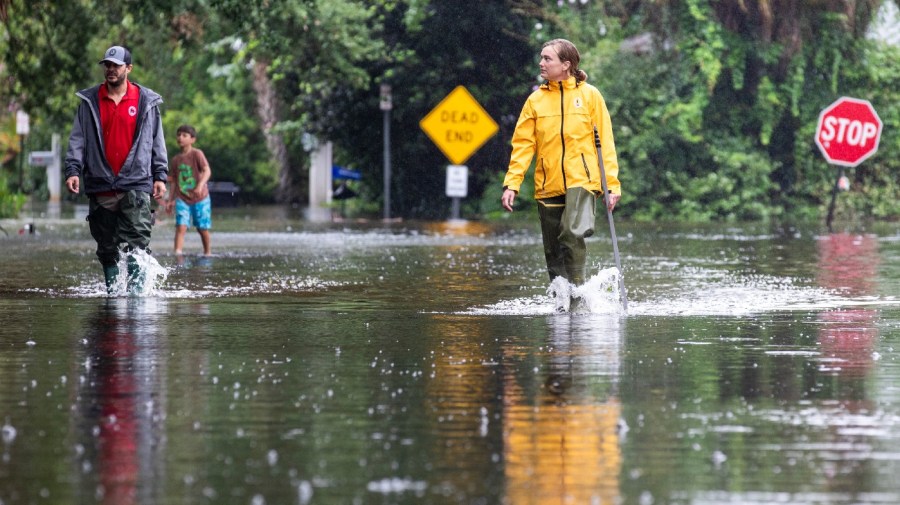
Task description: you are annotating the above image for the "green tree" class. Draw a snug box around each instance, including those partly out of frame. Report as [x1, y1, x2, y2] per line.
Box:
[560, 0, 899, 221]
[0, 0, 97, 124]
[162, 37, 277, 201]
[2, 0, 897, 221]
[323, 0, 536, 219]
[210, 0, 386, 202]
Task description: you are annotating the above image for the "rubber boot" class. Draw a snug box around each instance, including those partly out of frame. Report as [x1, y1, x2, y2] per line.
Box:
[127, 256, 144, 295]
[102, 265, 119, 296]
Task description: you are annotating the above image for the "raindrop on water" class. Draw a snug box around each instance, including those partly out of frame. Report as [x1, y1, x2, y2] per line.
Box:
[2, 420, 16, 444]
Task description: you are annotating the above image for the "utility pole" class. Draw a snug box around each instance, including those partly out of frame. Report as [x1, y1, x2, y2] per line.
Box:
[16, 110, 29, 192]
[380, 83, 392, 221]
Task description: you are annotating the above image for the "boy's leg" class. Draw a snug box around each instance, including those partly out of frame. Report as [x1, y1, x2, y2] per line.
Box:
[174, 199, 192, 254]
[174, 225, 187, 254]
[191, 196, 213, 256]
[198, 229, 211, 256]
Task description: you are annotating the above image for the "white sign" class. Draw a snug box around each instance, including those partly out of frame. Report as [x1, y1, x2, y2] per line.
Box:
[29, 151, 55, 167]
[16, 110, 29, 135]
[445, 165, 468, 198]
[380, 84, 392, 111]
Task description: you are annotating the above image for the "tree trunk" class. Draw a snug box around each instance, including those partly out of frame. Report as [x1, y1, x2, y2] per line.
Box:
[251, 59, 293, 202]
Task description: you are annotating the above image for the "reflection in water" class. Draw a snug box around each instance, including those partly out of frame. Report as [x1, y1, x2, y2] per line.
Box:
[423, 220, 496, 238]
[817, 233, 879, 296]
[422, 315, 505, 501]
[5, 219, 900, 503]
[74, 299, 167, 504]
[816, 233, 879, 378]
[502, 315, 623, 504]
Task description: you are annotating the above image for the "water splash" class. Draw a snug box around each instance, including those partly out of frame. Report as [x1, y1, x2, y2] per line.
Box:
[465, 267, 625, 316]
[552, 267, 624, 314]
[107, 249, 169, 298]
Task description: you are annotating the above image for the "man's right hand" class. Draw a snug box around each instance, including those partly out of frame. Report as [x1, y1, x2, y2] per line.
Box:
[65, 176, 79, 194]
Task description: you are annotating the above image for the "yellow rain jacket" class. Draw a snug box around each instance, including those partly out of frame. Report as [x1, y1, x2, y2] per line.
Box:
[504, 77, 620, 199]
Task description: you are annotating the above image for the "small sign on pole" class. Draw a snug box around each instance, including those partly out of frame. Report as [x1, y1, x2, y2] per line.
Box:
[445, 165, 468, 198]
[446, 165, 468, 220]
[15, 111, 30, 136]
[28, 151, 55, 167]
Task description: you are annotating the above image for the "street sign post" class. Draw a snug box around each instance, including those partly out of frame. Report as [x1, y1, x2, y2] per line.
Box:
[15, 111, 29, 136]
[28, 151, 55, 166]
[445, 165, 468, 198]
[815, 97, 883, 231]
[445, 164, 468, 220]
[15, 111, 29, 192]
[380, 83, 392, 221]
[420, 86, 498, 220]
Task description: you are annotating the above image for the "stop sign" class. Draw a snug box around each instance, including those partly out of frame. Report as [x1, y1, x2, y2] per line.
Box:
[815, 97, 883, 167]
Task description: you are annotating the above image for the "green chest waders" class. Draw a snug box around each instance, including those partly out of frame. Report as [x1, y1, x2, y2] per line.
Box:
[537, 187, 597, 286]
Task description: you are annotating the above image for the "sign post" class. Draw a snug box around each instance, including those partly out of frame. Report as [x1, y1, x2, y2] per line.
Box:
[15, 110, 29, 193]
[814, 97, 883, 230]
[380, 84, 392, 221]
[445, 165, 468, 220]
[420, 86, 498, 219]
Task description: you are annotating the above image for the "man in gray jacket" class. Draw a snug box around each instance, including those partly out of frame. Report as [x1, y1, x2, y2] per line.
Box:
[65, 45, 168, 294]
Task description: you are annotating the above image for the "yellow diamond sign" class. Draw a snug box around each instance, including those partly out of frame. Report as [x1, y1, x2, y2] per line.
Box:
[419, 86, 499, 165]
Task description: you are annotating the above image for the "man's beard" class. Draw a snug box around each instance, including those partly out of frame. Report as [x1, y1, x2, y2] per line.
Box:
[105, 71, 126, 89]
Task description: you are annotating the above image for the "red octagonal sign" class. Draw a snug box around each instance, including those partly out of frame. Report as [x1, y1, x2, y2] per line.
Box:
[815, 97, 883, 167]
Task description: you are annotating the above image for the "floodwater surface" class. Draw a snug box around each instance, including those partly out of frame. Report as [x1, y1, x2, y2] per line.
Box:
[2, 208, 900, 504]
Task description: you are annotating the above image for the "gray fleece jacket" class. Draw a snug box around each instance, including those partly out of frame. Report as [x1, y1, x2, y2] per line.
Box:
[64, 82, 168, 194]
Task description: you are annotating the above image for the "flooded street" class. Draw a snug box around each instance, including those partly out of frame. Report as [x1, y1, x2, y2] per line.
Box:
[3, 208, 900, 504]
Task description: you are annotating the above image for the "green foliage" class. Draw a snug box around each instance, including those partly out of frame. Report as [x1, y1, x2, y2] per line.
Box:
[0, 0, 96, 124]
[481, 161, 536, 221]
[164, 90, 276, 201]
[2, 0, 898, 222]
[520, 0, 900, 223]
[162, 35, 276, 201]
[315, 0, 537, 219]
[0, 170, 25, 218]
[224, 0, 382, 108]
[809, 40, 900, 221]
[209, 0, 388, 200]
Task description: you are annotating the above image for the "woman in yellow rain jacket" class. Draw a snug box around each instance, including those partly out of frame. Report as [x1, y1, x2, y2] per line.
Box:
[501, 38, 621, 287]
